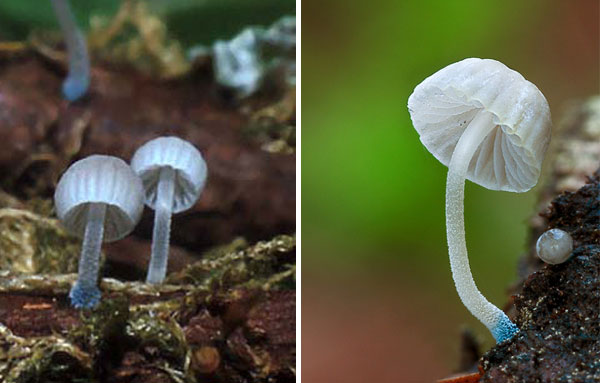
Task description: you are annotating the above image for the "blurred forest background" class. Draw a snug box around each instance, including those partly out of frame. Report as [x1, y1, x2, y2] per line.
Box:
[0, 0, 294, 45]
[303, 0, 598, 382]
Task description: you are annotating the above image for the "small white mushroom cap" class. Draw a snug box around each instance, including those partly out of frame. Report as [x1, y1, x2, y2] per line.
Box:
[54, 155, 145, 242]
[408, 58, 552, 192]
[536, 228, 573, 264]
[130, 136, 207, 213]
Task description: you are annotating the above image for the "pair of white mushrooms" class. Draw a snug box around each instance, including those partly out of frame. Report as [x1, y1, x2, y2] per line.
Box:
[408, 58, 553, 343]
[54, 136, 207, 308]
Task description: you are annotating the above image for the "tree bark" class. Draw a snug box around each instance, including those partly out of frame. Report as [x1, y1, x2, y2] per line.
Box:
[479, 97, 600, 382]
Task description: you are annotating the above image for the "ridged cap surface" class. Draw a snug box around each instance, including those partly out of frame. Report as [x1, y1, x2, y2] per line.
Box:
[54, 155, 145, 242]
[408, 58, 552, 192]
[130, 136, 207, 213]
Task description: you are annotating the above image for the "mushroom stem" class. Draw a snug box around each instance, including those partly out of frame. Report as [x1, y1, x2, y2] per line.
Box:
[50, 0, 90, 101]
[147, 166, 176, 284]
[69, 202, 106, 308]
[446, 110, 519, 343]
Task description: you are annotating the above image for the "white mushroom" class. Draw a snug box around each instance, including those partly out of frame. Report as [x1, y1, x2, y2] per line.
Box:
[536, 228, 573, 264]
[408, 58, 552, 342]
[55, 155, 144, 308]
[131, 136, 207, 284]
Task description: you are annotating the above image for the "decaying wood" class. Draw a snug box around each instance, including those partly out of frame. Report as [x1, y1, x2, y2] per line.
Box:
[480, 170, 600, 382]
[522, 96, 600, 281]
[445, 97, 600, 382]
[0, 235, 295, 383]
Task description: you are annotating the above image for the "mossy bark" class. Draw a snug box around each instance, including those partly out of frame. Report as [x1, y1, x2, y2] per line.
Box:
[0, 235, 295, 383]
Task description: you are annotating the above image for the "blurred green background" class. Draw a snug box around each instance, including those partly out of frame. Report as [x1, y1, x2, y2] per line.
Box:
[0, 0, 294, 46]
[303, 0, 598, 381]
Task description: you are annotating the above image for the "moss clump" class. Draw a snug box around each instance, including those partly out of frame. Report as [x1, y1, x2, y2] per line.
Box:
[126, 313, 188, 368]
[167, 234, 295, 291]
[0, 324, 93, 383]
[0, 208, 80, 274]
[0, 234, 296, 382]
[69, 296, 130, 369]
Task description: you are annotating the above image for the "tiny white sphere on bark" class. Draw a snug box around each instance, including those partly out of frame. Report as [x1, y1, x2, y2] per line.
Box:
[536, 228, 573, 265]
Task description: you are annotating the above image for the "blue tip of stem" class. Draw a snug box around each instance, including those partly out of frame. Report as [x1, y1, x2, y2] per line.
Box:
[69, 282, 101, 309]
[62, 75, 89, 101]
[491, 313, 519, 343]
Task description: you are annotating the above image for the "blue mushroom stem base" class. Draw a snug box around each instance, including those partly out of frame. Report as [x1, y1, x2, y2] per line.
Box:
[69, 282, 101, 309]
[491, 312, 519, 343]
[62, 75, 90, 102]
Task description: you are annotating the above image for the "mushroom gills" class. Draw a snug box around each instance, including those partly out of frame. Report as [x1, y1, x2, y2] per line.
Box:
[446, 110, 519, 343]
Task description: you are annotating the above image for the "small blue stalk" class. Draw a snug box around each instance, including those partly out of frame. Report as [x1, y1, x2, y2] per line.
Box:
[69, 202, 106, 308]
[146, 166, 175, 284]
[50, 0, 90, 101]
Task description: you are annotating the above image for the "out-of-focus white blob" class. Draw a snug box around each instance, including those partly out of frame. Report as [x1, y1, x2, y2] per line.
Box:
[213, 29, 264, 97]
[190, 16, 296, 97]
[263, 16, 296, 50]
[264, 16, 296, 86]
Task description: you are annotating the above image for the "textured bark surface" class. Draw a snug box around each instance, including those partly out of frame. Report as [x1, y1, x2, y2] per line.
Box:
[480, 172, 600, 382]
[440, 97, 600, 382]
[520, 96, 600, 284]
[0, 235, 296, 383]
[476, 97, 600, 382]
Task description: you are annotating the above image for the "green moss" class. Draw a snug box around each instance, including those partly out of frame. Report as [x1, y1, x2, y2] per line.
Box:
[71, 296, 130, 358]
[167, 235, 295, 291]
[0, 324, 93, 383]
[126, 313, 188, 363]
[0, 234, 295, 381]
[0, 208, 80, 275]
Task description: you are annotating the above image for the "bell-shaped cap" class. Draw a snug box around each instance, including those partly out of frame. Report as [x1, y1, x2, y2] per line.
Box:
[130, 136, 207, 213]
[408, 58, 551, 192]
[54, 155, 145, 242]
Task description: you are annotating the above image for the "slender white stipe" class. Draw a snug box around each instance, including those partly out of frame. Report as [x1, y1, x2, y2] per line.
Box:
[146, 166, 175, 284]
[69, 202, 106, 306]
[446, 111, 517, 341]
[77, 203, 106, 288]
